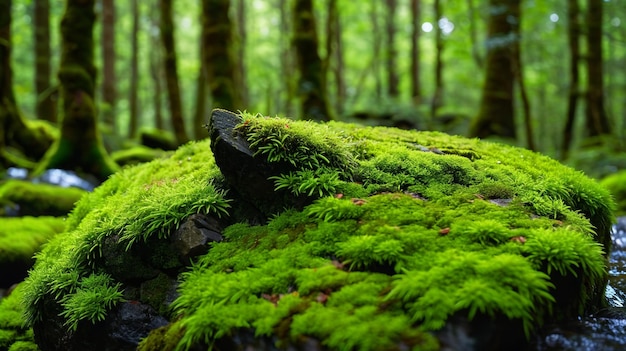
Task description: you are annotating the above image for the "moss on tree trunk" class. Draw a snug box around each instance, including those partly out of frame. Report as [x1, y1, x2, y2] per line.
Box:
[34, 0, 118, 182]
[469, 0, 519, 141]
[202, 0, 242, 113]
[292, 0, 333, 121]
[0, 0, 53, 168]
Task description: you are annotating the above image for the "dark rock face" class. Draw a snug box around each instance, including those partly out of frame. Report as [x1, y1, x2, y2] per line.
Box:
[34, 301, 168, 351]
[208, 109, 307, 218]
[172, 213, 223, 263]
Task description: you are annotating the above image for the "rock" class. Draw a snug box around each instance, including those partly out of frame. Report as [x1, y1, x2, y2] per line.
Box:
[19, 110, 615, 351]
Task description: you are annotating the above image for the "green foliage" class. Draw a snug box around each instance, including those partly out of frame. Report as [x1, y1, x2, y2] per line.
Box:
[0, 179, 86, 216]
[0, 216, 66, 266]
[59, 273, 124, 331]
[600, 170, 626, 215]
[270, 168, 341, 197]
[0, 284, 38, 350]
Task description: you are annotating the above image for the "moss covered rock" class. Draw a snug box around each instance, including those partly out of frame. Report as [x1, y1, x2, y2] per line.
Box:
[21, 110, 614, 351]
[0, 180, 86, 217]
[0, 284, 39, 351]
[0, 216, 66, 287]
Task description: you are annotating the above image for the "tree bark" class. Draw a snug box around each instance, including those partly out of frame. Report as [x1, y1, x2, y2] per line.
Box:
[128, 0, 139, 138]
[100, 0, 116, 131]
[384, 0, 399, 98]
[34, 0, 118, 181]
[332, 0, 345, 115]
[149, 3, 164, 131]
[194, 36, 209, 139]
[279, 0, 295, 115]
[467, 0, 483, 68]
[292, 0, 333, 121]
[430, 0, 443, 117]
[584, 0, 611, 140]
[1, 0, 53, 168]
[202, 0, 242, 112]
[469, 0, 519, 141]
[562, 0, 581, 157]
[160, 0, 188, 145]
[235, 0, 248, 107]
[410, 0, 422, 104]
[34, 0, 56, 123]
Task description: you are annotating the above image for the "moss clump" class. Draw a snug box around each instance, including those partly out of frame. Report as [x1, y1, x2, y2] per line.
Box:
[0, 216, 66, 286]
[600, 170, 626, 215]
[110, 146, 170, 167]
[22, 111, 614, 350]
[0, 284, 39, 351]
[0, 180, 86, 216]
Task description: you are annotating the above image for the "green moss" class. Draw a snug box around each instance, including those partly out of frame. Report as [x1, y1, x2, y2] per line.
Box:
[22, 112, 615, 350]
[0, 284, 38, 350]
[0, 216, 66, 271]
[0, 180, 86, 216]
[600, 170, 626, 215]
[111, 146, 170, 167]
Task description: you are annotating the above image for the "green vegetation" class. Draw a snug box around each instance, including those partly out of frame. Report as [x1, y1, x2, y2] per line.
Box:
[0, 284, 39, 351]
[21, 112, 614, 350]
[0, 180, 86, 217]
[600, 170, 626, 215]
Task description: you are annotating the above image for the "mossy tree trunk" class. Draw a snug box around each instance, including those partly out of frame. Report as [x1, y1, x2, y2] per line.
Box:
[292, 0, 333, 121]
[562, 0, 581, 157]
[410, 0, 422, 104]
[469, 0, 519, 141]
[128, 0, 139, 138]
[34, 0, 118, 182]
[160, 0, 188, 145]
[384, 0, 399, 98]
[34, 0, 56, 123]
[0, 0, 53, 167]
[584, 0, 611, 141]
[202, 0, 242, 113]
[100, 0, 116, 132]
[430, 0, 443, 118]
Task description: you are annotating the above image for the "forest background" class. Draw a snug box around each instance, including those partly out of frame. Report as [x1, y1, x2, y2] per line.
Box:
[4, 0, 626, 179]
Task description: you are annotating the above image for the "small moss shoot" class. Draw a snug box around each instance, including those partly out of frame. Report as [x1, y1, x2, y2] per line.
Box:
[21, 111, 615, 350]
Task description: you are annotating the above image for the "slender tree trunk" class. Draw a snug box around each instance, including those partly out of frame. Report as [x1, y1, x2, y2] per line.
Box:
[292, 0, 333, 121]
[149, 4, 164, 130]
[235, 0, 248, 107]
[371, 1, 382, 100]
[100, 0, 116, 131]
[511, 32, 534, 150]
[279, 0, 295, 115]
[202, 0, 242, 112]
[193, 37, 209, 139]
[35, 0, 118, 181]
[160, 0, 188, 145]
[469, 0, 519, 140]
[431, 0, 444, 118]
[333, 1, 345, 115]
[323, 0, 336, 111]
[1, 0, 53, 167]
[410, 0, 421, 104]
[467, 0, 483, 68]
[585, 0, 611, 140]
[34, 0, 56, 123]
[384, 0, 399, 98]
[562, 0, 581, 157]
[128, 0, 139, 138]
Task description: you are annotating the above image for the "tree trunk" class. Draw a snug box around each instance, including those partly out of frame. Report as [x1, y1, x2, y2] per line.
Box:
[193, 37, 209, 139]
[100, 0, 116, 131]
[235, 0, 248, 107]
[511, 30, 534, 150]
[410, 0, 422, 104]
[469, 0, 519, 141]
[467, 0, 483, 68]
[160, 0, 188, 145]
[430, 0, 443, 117]
[279, 0, 295, 116]
[384, 0, 399, 98]
[332, 0, 345, 115]
[128, 0, 139, 138]
[584, 0, 611, 140]
[371, 1, 382, 100]
[292, 0, 333, 121]
[202, 0, 242, 112]
[1, 0, 53, 168]
[149, 3, 164, 131]
[34, 0, 118, 181]
[34, 0, 56, 123]
[562, 0, 581, 157]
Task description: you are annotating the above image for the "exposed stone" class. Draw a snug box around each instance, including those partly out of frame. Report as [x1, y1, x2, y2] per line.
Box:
[171, 213, 223, 263]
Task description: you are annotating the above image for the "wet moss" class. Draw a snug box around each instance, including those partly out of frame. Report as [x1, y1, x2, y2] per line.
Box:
[0, 180, 86, 216]
[21, 111, 614, 350]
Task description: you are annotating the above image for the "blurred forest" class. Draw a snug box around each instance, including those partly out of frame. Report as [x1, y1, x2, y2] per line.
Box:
[2, 0, 626, 179]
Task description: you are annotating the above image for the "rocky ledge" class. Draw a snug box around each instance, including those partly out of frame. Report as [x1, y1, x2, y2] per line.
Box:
[14, 109, 614, 351]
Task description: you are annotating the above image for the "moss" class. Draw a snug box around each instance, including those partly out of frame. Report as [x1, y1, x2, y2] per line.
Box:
[22, 111, 614, 350]
[0, 180, 86, 216]
[600, 170, 626, 215]
[0, 284, 38, 350]
[111, 146, 170, 167]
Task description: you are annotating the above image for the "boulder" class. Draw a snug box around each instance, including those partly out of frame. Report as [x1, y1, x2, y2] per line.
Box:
[19, 109, 614, 351]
